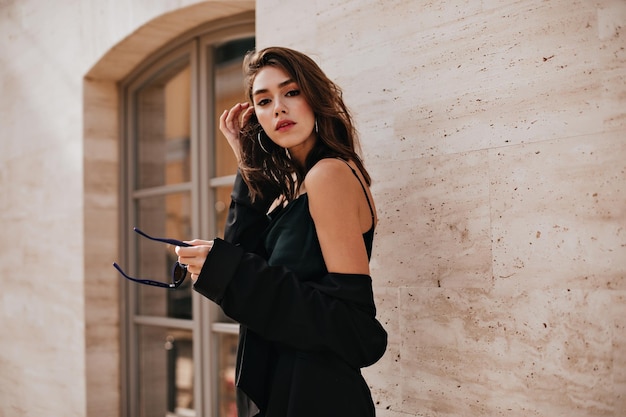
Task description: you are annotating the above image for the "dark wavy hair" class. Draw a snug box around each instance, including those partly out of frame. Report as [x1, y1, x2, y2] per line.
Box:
[238, 46, 371, 202]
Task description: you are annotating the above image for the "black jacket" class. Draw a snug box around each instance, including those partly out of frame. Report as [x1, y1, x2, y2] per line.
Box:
[193, 172, 387, 417]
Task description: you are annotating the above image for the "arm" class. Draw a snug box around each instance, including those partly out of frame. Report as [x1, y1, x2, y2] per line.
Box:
[193, 159, 386, 368]
[305, 158, 374, 274]
[223, 170, 278, 251]
[193, 238, 387, 368]
[178, 170, 278, 283]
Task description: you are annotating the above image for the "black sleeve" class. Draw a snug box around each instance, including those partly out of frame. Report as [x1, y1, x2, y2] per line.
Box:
[193, 238, 388, 369]
[223, 171, 279, 251]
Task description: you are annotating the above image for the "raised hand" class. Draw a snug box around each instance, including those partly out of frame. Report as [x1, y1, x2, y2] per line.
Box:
[219, 102, 255, 162]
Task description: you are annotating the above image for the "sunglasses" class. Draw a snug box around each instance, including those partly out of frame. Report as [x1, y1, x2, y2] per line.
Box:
[113, 227, 191, 289]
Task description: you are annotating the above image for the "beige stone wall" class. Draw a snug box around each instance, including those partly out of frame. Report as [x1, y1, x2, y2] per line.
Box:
[0, 0, 624, 417]
[256, 0, 626, 416]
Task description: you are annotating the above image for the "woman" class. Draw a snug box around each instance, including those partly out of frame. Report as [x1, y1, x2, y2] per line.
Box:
[176, 46, 387, 417]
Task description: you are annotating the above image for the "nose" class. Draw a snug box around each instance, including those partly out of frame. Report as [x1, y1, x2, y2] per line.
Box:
[273, 98, 287, 116]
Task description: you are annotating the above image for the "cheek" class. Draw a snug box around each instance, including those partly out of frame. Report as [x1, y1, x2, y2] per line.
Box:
[254, 107, 272, 130]
[298, 101, 315, 121]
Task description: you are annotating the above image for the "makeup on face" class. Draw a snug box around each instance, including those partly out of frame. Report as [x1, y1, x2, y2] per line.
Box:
[252, 66, 317, 163]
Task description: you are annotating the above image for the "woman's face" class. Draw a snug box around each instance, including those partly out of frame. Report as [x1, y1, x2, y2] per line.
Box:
[252, 66, 316, 163]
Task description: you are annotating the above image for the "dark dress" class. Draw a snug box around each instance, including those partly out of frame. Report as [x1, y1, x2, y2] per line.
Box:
[193, 159, 387, 417]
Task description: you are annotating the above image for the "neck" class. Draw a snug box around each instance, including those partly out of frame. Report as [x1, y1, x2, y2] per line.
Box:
[287, 134, 316, 167]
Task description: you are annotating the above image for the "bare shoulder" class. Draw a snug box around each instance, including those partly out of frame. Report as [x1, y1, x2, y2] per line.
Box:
[305, 158, 363, 226]
[304, 158, 372, 274]
[304, 158, 356, 196]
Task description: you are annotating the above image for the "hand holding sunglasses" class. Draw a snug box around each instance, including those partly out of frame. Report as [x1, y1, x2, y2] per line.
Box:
[113, 227, 192, 289]
[174, 238, 214, 285]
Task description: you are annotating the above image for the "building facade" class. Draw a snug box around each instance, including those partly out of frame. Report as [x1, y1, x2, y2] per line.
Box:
[0, 0, 625, 416]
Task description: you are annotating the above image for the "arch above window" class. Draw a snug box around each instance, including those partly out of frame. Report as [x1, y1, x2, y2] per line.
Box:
[86, 6, 254, 81]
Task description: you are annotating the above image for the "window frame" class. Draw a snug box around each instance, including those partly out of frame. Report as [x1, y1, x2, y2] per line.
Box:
[118, 16, 254, 417]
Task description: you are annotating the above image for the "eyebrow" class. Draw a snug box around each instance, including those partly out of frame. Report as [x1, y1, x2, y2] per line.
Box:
[252, 78, 296, 96]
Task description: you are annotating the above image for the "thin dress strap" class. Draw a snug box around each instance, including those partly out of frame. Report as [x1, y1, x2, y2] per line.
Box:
[336, 158, 375, 226]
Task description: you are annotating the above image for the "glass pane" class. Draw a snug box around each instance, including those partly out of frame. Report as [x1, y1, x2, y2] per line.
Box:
[136, 60, 191, 189]
[213, 39, 254, 178]
[216, 306, 236, 324]
[136, 193, 192, 319]
[138, 326, 194, 417]
[217, 332, 238, 417]
[214, 184, 233, 240]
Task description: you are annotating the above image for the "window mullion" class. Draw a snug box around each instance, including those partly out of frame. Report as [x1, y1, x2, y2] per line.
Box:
[191, 35, 214, 417]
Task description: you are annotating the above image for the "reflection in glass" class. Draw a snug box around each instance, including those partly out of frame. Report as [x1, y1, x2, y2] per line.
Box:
[138, 327, 194, 417]
[136, 193, 192, 319]
[214, 185, 233, 240]
[211, 184, 236, 325]
[136, 61, 191, 190]
[218, 332, 239, 417]
[214, 41, 251, 178]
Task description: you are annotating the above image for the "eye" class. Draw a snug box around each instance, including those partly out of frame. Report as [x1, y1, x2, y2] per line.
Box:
[286, 90, 300, 97]
[256, 98, 270, 106]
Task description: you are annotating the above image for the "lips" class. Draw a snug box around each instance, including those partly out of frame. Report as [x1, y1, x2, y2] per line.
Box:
[275, 120, 295, 131]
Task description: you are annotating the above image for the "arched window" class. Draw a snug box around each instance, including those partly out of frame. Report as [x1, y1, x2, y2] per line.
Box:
[119, 20, 254, 417]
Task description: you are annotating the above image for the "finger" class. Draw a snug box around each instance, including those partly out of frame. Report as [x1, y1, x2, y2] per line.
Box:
[186, 264, 202, 275]
[184, 239, 213, 246]
[178, 257, 204, 274]
[230, 103, 251, 129]
[176, 251, 195, 263]
[219, 109, 228, 131]
[241, 105, 255, 126]
[220, 110, 238, 143]
[175, 246, 197, 261]
[176, 243, 212, 267]
[225, 103, 244, 131]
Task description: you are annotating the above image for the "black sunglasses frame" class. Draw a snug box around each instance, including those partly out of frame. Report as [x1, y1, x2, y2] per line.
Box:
[112, 227, 191, 289]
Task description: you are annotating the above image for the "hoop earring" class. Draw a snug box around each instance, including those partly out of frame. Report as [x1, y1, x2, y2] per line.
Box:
[315, 119, 319, 134]
[257, 131, 270, 154]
